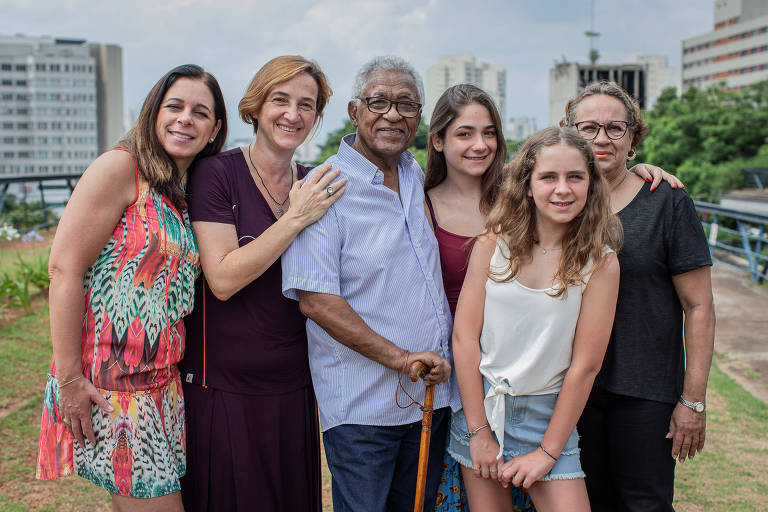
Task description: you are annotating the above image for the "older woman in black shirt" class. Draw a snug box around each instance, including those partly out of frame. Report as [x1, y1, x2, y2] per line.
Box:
[562, 81, 715, 512]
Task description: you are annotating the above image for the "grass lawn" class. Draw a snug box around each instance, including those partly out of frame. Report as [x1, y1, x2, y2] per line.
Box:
[0, 286, 765, 510]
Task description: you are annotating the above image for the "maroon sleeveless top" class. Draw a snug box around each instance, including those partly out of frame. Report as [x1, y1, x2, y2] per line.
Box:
[425, 193, 476, 315]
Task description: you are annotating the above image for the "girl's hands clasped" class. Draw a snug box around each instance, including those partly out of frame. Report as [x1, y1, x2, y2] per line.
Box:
[499, 445, 557, 488]
[469, 428, 504, 481]
[286, 164, 346, 227]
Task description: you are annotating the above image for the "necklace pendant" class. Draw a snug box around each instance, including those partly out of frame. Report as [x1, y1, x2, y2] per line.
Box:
[541, 248, 548, 255]
[275, 205, 284, 218]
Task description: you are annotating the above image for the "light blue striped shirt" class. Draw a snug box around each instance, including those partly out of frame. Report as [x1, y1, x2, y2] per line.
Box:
[282, 134, 460, 431]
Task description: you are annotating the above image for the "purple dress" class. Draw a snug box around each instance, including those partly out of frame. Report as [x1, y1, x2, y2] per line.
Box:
[180, 148, 320, 511]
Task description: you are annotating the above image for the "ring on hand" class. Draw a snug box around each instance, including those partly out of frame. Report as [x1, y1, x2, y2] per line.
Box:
[62, 418, 71, 425]
[489, 469, 497, 473]
[326, 186, 335, 196]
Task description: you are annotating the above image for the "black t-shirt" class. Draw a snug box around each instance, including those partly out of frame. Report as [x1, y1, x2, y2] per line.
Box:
[595, 181, 712, 404]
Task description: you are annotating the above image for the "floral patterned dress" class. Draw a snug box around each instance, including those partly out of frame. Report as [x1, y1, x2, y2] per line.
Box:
[36, 153, 200, 498]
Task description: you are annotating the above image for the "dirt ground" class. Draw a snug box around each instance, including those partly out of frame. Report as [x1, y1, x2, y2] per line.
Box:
[711, 262, 768, 404]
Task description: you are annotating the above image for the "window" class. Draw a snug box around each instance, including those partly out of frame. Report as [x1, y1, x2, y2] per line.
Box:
[17, 137, 29, 144]
[1, 93, 12, 101]
[3, 152, 14, 158]
[1, 79, 11, 86]
[1, 63, 12, 71]
[15, 64, 27, 72]
[35, 63, 45, 71]
[2, 137, 13, 144]
[15, 80, 27, 86]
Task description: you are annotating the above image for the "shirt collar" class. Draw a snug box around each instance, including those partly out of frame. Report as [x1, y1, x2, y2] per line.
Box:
[338, 133, 416, 184]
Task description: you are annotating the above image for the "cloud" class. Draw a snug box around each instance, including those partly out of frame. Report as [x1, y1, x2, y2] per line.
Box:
[4, 0, 713, 141]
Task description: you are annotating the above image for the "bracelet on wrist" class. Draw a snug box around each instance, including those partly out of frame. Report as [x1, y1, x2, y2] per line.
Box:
[465, 423, 490, 439]
[539, 444, 558, 462]
[58, 375, 83, 388]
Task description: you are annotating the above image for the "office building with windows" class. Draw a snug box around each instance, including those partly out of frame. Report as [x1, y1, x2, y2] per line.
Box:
[682, 0, 768, 90]
[0, 34, 122, 178]
[425, 54, 507, 121]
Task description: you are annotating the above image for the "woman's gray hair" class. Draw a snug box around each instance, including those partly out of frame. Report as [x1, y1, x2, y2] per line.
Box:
[351, 56, 425, 104]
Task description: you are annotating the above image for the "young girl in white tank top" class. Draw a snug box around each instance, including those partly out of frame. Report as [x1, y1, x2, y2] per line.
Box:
[449, 126, 622, 511]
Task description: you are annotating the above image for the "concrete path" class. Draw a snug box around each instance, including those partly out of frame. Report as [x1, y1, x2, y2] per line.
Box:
[711, 262, 768, 403]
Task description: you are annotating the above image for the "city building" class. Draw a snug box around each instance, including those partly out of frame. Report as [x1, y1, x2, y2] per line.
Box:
[637, 56, 680, 105]
[0, 34, 123, 178]
[682, 0, 768, 90]
[548, 55, 679, 126]
[505, 116, 537, 141]
[425, 54, 506, 121]
[549, 62, 645, 126]
[89, 43, 124, 153]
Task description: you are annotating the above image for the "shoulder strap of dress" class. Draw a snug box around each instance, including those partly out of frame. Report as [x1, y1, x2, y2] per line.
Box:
[424, 192, 439, 229]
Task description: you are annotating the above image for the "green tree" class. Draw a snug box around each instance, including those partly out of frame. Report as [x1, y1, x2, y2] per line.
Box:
[637, 79, 768, 200]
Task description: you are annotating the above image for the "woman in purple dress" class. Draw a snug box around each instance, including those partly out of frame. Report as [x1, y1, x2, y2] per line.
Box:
[180, 56, 346, 511]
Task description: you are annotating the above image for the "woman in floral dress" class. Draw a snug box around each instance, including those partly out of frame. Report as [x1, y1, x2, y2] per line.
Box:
[36, 64, 226, 511]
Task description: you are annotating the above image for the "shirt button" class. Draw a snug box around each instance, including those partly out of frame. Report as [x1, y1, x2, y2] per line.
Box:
[414, 242, 420, 248]
[438, 308, 444, 315]
[426, 274, 432, 281]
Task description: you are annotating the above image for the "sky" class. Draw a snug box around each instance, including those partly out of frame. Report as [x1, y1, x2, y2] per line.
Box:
[4, 0, 714, 146]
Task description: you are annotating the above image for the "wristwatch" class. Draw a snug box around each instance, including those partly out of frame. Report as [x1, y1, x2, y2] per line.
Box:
[679, 396, 705, 413]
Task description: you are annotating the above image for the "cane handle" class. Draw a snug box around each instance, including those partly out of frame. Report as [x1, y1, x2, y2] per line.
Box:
[409, 360, 429, 382]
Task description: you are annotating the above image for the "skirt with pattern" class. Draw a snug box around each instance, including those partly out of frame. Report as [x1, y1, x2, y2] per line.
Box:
[36, 372, 186, 498]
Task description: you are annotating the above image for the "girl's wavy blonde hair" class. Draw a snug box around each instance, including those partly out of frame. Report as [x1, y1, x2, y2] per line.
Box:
[485, 126, 622, 297]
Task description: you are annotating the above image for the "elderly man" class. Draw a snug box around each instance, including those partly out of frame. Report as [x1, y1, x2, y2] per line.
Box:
[282, 56, 459, 512]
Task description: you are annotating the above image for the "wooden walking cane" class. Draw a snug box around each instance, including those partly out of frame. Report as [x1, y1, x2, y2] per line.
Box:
[409, 360, 435, 512]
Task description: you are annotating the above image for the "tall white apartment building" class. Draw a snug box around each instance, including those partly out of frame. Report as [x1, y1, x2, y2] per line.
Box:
[682, 0, 768, 90]
[425, 54, 506, 121]
[0, 35, 122, 178]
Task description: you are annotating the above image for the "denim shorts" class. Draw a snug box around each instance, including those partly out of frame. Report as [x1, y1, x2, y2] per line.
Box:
[447, 385, 584, 481]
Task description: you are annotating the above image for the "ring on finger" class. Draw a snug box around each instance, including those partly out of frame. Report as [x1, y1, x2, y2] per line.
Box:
[326, 186, 335, 196]
[489, 468, 497, 473]
[62, 417, 71, 425]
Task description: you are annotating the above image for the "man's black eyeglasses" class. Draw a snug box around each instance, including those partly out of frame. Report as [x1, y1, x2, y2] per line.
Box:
[358, 97, 422, 118]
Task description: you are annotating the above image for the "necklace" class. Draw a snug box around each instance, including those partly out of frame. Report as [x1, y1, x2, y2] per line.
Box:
[247, 143, 293, 218]
[535, 242, 562, 255]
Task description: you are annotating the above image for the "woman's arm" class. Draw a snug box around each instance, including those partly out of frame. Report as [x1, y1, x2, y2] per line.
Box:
[501, 252, 620, 488]
[197, 165, 346, 301]
[49, 150, 136, 448]
[452, 233, 501, 480]
[668, 265, 715, 462]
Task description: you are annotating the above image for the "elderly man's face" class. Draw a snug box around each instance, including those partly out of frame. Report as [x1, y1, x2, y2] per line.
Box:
[349, 70, 421, 165]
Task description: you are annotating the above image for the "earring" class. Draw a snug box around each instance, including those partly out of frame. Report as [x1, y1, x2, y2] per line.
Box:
[208, 138, 214, 143]
[627, 149, 636, 161]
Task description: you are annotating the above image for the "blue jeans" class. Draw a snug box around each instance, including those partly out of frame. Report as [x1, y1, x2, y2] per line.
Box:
[322, 408, 449, 512]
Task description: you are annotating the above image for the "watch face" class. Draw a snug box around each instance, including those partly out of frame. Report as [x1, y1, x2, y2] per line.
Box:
[695, 403, 705, 413]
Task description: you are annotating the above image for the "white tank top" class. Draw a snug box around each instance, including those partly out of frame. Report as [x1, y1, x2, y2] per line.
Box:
[479, 236, 608, 457]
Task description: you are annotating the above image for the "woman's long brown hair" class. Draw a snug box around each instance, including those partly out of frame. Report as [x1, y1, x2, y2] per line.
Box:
[485, 126, 622, 297]
[425, 84, 507, 215]
[118, 64, 227, 211]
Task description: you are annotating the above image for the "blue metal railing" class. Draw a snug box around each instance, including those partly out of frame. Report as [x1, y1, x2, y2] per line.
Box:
[695, 201, 768, 283]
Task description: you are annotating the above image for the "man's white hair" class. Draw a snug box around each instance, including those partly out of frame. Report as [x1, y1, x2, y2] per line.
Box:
[351, 56, 425, 104]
